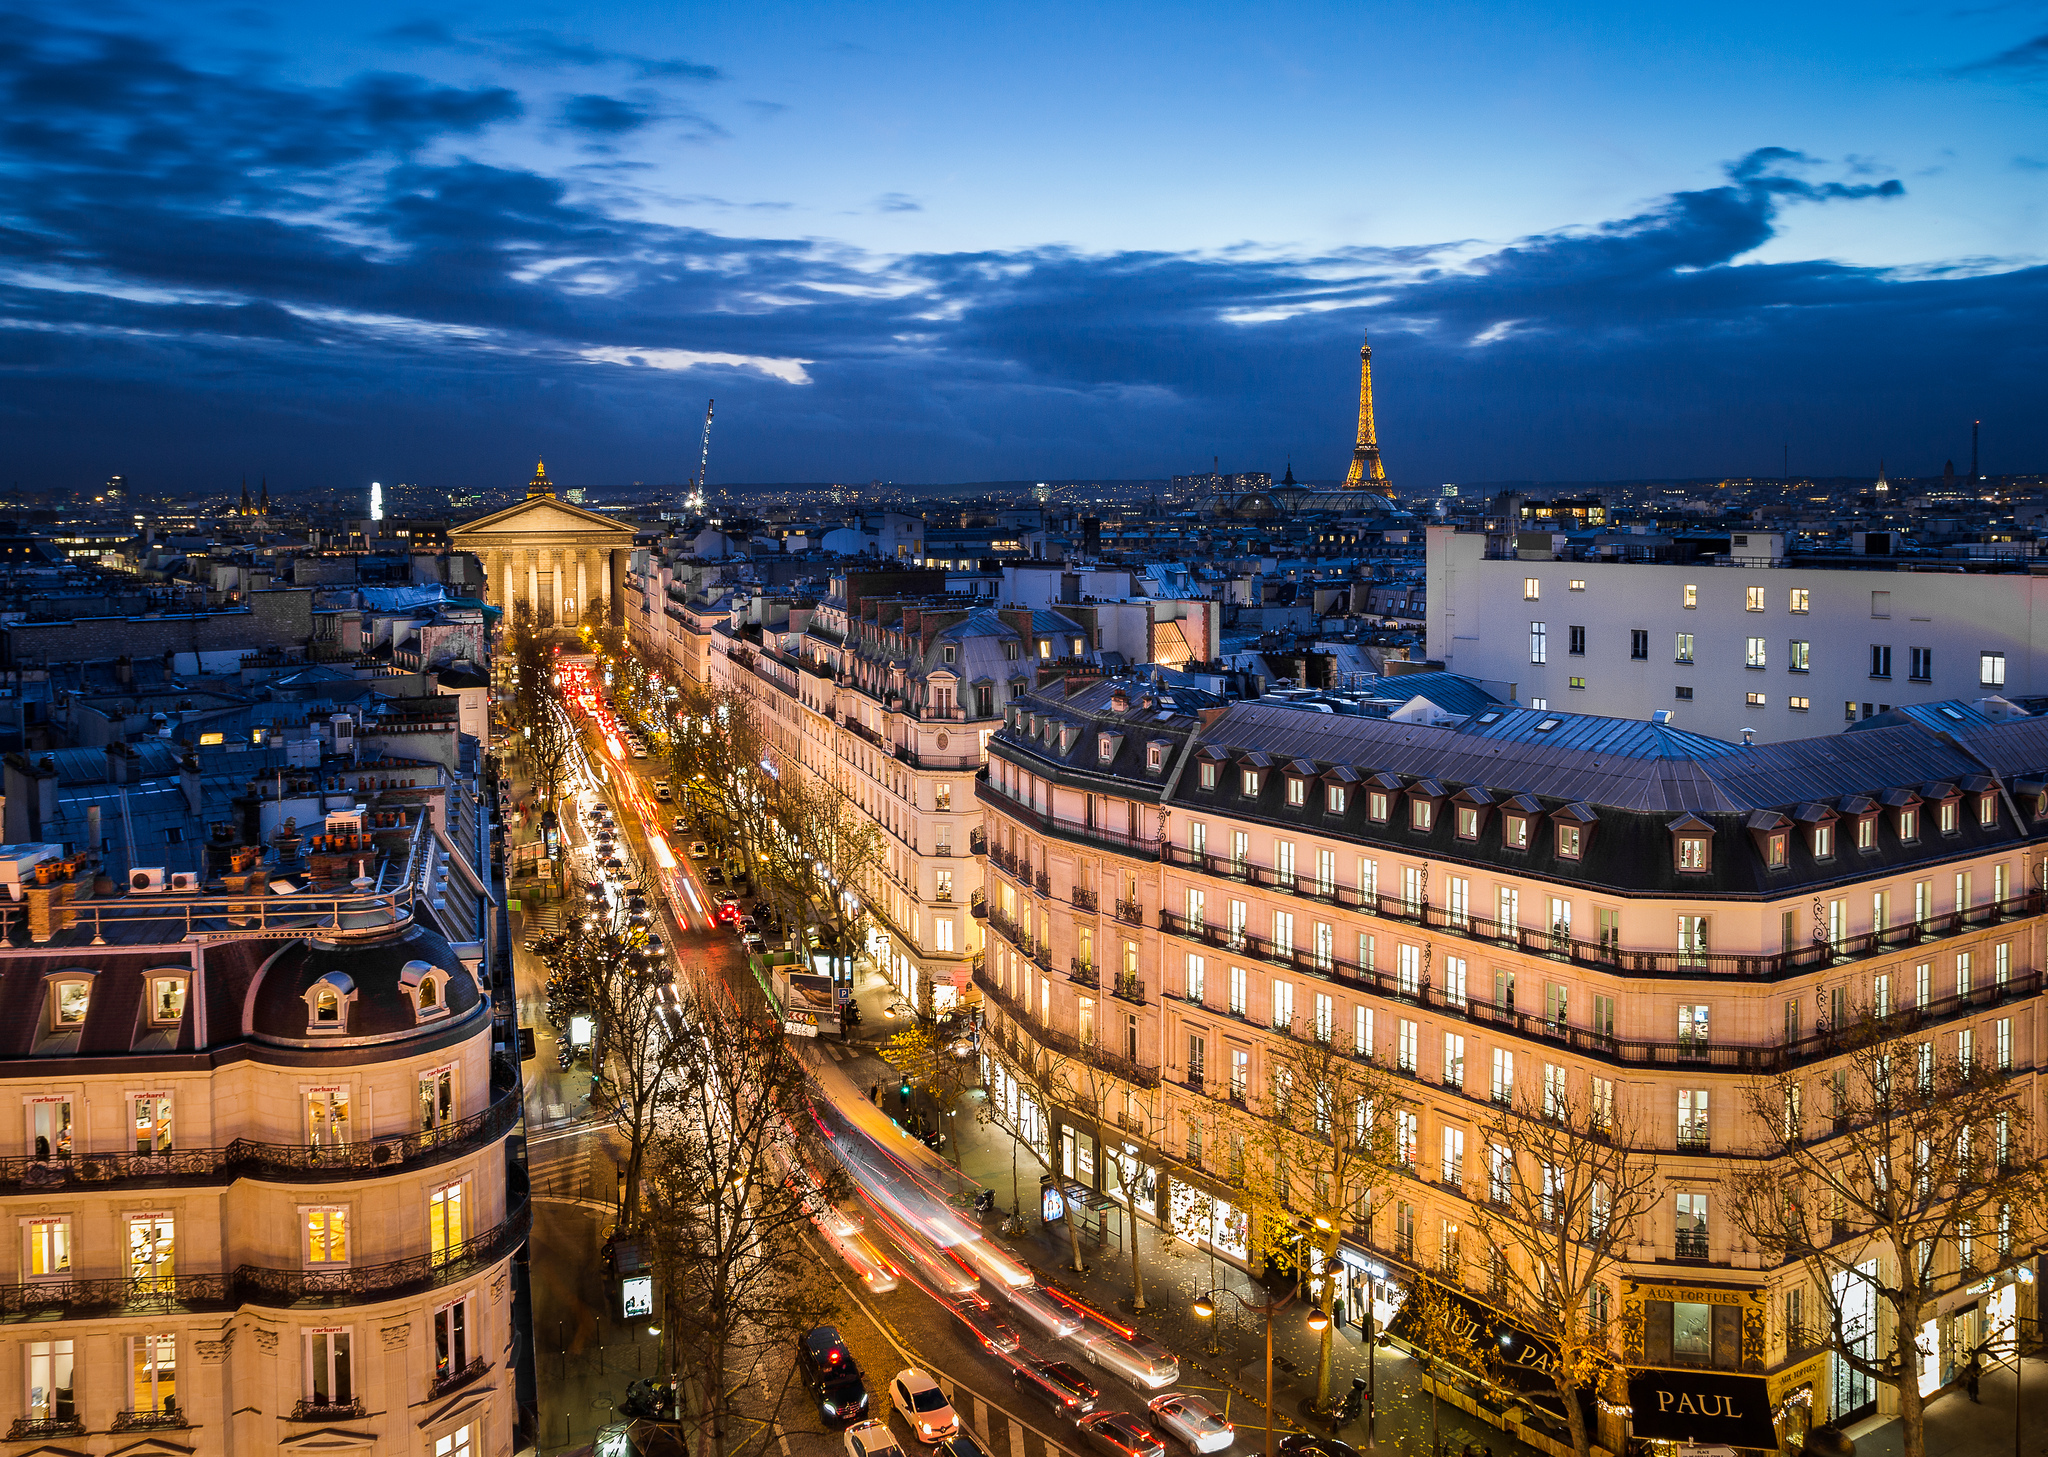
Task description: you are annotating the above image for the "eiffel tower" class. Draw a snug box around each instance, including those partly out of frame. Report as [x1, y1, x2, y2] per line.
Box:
[1342, 332, 1388, 489]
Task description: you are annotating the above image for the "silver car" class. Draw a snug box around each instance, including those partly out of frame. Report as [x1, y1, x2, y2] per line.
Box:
[1146, 1395, 1234, 1453]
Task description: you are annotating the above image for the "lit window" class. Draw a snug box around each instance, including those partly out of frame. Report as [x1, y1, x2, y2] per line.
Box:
[1746, 586, 1765, 612]
[1199, 763, 1217, 789]
[1325, 784, 1347, 814]
[1789, 588, 1809, 613]
[149, 977, 186, 1025]
[198, 731, 225, 746]
[1523, 578, 1540, 601]
[303, 1208, 350, 1266]
[1568, 579, 1586, 592]
[429, 1181, 466, 1263]
[1899, 808, 1919, 842]
[1939, 801, 1958, 834]
[1675, 632, 1693, 663]
[1789, 640, 1810, 672]
[433, 1301, 473, 1387]
[129, 1333, 176, 1415]
[1556, 824, 1582, 860]
[1747, 693, 1766, 707]
[1683, 584, 1698, 609]
[1286, 778, 1305, 807]
[1766, 834, 1788, 869]
[1367, 792, 1389, 823]
[1813, 824, 1834, 859]
[1529, 622, 1547, 663]
[308, 1088, 351, 1148]
[305, 1329, 354, 1409]
[1789, 696, 1810, 711]
[1979, 796, 1997, 827]
[1677, 837, 1708, 871]
[1982, 651, 2006, 687]
[1240, 769, 1260, 797]
[1568, 676, 1586, 689]
[1503, 816, 1529, 850]
[1745, 637, 1767, 668]
[26, 1339, 74, 1425]
[1456, 807, 1479, 840]
[50, 979, 90, 1030]
[24, 1218, 70, 1279]
[1410, 799, 1434, 831]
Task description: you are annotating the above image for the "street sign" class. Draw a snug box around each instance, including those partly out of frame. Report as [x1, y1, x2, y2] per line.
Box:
[783, 1013, 819, 1038]
[1677, 1446, 1737, 1457]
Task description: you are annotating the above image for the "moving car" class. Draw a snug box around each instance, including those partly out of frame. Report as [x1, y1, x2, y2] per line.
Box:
[655, 784, 672, 800]
[798, 1326, 870, 1426]
[1077, 1413, 1167, 1457]
[1003, 1285, 1082, 1339]
[688, 842, 710, 859]
[1146, 1395, 1234, 1453]
[844, 1421, 904, 1457]
[672, 816, 690, 835]
[1080, 1332, 1179, 1389]
[936, 1435, 991, 1457]
[887, 1369, 958, 1444]
[1010, 1359, 1098, 1417]
[1277, 1438, 1361, 1457]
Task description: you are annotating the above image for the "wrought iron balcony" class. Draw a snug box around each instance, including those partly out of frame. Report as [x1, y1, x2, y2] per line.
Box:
[431, 1357, 489, 1398]
[1071, 887, 1098, 913]
[1070, 957, 1098, 987]
[289, 1397, 366, 1422]
[1112, 973, 1146, 1004]
[112, 1407, 190, 1432]
[7, 1417, 84, 1440]
[1674, 1229, 1710, 1261]
[1114, 897, 1143, 925]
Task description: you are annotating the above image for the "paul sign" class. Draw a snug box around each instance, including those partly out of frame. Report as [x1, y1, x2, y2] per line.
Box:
[1627, 1369, 1776, 1451]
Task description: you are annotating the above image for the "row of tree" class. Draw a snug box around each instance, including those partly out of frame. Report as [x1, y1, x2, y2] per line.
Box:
[979, 999, 2042, 1457]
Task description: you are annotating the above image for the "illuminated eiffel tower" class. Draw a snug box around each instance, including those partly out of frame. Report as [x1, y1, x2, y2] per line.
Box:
[1342, 332, 1388, 489]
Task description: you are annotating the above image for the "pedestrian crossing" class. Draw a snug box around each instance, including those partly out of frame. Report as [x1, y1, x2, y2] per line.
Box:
[528, 1141, 617, 1206]
[930, 1373, 1069, 1457]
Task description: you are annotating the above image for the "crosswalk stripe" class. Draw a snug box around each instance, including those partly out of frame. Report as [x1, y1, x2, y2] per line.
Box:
[1007, 1418, 1025, 1457]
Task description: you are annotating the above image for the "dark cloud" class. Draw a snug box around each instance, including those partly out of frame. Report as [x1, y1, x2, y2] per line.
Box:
[380, 18, 722, 81]
[0, 20, 2036, 492]
[874, 192, 923, 212]
[559, 93, 652, 135]
[1955, 28, 2048, 74]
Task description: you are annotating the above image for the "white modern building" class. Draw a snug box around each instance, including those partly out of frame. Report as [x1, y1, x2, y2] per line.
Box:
[1428, 526, 2048, 743]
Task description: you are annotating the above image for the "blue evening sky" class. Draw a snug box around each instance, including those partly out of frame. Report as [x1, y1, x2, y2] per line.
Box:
[2, 0, 2043, 490]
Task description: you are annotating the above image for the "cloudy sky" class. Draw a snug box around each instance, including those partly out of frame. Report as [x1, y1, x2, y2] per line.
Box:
[2, 0, 2043, 493]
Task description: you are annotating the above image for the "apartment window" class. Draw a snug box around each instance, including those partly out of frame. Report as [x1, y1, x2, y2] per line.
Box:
[1555, 823, 1582, 860]
[1675, 632, 1694, 663]
[1271, 978, 1294, 1031]
[148, 977, 187, 1026]
[1568, 626, 1586, 656]
[1789, 696, 1810, 711]
[1397, 1019, 1417, 1073]
[1442, 954, 1468, 1006]
[1746, 693, 1766, 708]
[1354, 1005, 1373, 1059]
[1870, 645, 1891, 679]
[1675, 685, 1693, 700]
[1676, 836, 1708, 872]
[1765, 833, 1788, 869]
[1569, 579, 1586, 592]
[933, 918, 954, 952]
[1271, 912, 1294, 957]
[29, 1098, 72, 1161]
[1677, 915, 1709, 968]
[24, 1217, 70, 1279]
[132, 1092, 174, 1157]
[1454, 807, 1479, 841]
[1998, 1018, 2013, 1072]
[1490, 1049, 1514, 1104]
[935, 783, 952, 811]
[1683, 584, 1698, 609]
[1939, 800, 1958, 835]
[307, 1088, 351, 1148]
[128, 1214, 174, 1289]
[1675, 1192, 1710, 1261]
[1229, 966, 1246, 1016]
[306, 1329, 353, 1409]
[1979, 795, 1998, 828]
[1788, 639, 1810, 672]
[1316, 848, 1336, 895]
[1199, 762, 1217, 789]
[1398, 942, 1421, 996]
[1910, 647, 1932, 681]
[128, 1333, 176, 1416]
[430, 1181, 467, 1263]
[1545, 978, 1568, 1028]
[1443, 1033, 1465, 1089]
[1745, 637, 1767, 668]
[49, 978, 90, 1030]
[1789, 588, 1810, 613]
[1410, 798, 1434, 831]
[1503, 815, 1529, 850]
[1489, 1144, 1514, 1205]
[1240, 769, 1261, 797]
[1740, 585, 1764, 612]
[1523, 577, 1540, 600]
[1325, 784, 1347, 814]
[1593, 994, 1615, 1038]
[420, 1066, 455, 1132]
[1440, 1126, 1465, 1185]
[1677, 1003, 1710, 1056]
[1591, 1076, 1614, 1132]
[433, 1296, 472, 1382]
[1529, 622, 1547, 663]
[1568, 676, 1587, 690]
[1313, 992, 1334, 1043]
[1367, 791, 1389, 823]
[1395, 1112, 1417, 1169]
[1630, 629, 1648, 659]
[299, 1207, 349, 1267]
[1285, 777, 1305, 807]
[1677, 1090, 1710, 1151]
[1900, 808, 1920, 843]
[1983, 651, 2006, 687]
[26, 1339, 74, 1425]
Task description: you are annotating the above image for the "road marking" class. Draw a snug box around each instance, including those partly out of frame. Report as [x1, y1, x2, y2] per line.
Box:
[1007, 1418, 1025, 1457]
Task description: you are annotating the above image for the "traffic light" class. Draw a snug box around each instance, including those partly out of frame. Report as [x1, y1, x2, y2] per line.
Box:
[898, 1080, 911, 1108]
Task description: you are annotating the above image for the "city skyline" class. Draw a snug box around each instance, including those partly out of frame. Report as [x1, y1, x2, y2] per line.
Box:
[0, 3, 2041, 491]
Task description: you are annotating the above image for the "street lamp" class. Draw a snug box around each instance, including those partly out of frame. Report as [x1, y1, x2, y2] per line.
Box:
[1192, 1287, 1319, 1457]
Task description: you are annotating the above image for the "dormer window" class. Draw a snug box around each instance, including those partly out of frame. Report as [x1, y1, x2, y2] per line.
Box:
[1855, 816, 1877, 850]
[1677, 837, 1707, 870]
[1241, 769, 1262, 797]
[1556, 824, 1582, 859]
[1199, 763, 1218, 789]
[1146, 742, 1166, 772]
[1977, 794, 1998, 828]
[1099, 733, 1115, 763]
[1503, 815, 1529, 849]
[149, 977, 187, 1026]
[1368, 792, 1389, 823]
[1456, 807, 1479, 840]
[49, 978, 90, 1031]
[1411, 799, 1434, 831]
[1899, 808, 1919, 842]
[1939, 800, 1958, 834]
[943, 645, 957, 664]
[400, 958, 449, 1022]
[1287, 778, 1306, 807]
[305, 973, 356, 1035]
[1327, 785, 1348, 814]
[1766, 833, 1788, 868]
[1813, 824, 1834, 859]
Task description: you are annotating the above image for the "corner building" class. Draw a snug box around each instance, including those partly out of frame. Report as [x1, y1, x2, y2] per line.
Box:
[0, 813, 522, 1456]
[977, 681, 2045, 1440]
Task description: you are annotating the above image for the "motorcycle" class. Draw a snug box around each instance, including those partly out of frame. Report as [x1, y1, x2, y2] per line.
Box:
[972, 1189, 995, 1216]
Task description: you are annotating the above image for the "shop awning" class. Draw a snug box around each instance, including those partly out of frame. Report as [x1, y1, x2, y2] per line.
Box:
[1628, 1368, 1777, 1450]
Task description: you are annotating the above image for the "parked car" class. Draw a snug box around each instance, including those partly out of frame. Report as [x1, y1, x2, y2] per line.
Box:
[1010, 1359, 1098, 1417]
[1277, 1438, 1360, 1457]
[704, 866, 726, 886]
[844, 1421, 904, 1457]
[688, 841, 710, 859]
[672, 816, 690, 835]
[798, 1326, 870, 1426]
[936, 1435, 991, 1457]
[887, 1369, 958, 1444]
[1146, 1395, 1234, 1454]
[1077, 1413, 1167, 1457]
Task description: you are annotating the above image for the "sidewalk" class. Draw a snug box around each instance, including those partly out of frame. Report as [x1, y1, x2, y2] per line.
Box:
[1845, 1353, 2048, 1457]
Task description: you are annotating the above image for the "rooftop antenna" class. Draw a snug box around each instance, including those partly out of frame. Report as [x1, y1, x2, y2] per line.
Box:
[1972, 419, 1981, 482]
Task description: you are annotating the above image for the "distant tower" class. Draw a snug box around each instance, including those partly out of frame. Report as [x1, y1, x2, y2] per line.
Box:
[1282, 461, 1296, 487]
[1972, 420, 1981, 481]
[239, 477, 252, 516]
[527, 459, 555, 500]
[1874, 460, 1889, 498]
[258, 477, 269, 515]
[1342, 333, 1388, 489]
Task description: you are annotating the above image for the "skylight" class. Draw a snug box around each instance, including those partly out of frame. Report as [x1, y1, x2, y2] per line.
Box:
[1477, 712, 1501, 725]
[1536, 718, 1563, 732]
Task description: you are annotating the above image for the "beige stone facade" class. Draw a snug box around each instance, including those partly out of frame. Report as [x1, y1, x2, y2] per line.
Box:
[449, 495, 635, 629]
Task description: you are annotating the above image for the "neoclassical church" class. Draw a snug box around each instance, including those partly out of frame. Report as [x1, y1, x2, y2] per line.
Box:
[447, 464, 637, 629]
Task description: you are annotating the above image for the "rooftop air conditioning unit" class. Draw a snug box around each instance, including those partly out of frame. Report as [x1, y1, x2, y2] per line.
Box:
[169, 871, 202, 893]
[130, 868, 168, 894]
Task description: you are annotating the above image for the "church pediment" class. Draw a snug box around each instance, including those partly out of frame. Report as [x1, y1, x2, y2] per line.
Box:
[449, 498, 636, 542]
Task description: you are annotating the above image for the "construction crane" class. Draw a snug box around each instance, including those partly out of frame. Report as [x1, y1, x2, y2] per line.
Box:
[689, 399, 715, 512]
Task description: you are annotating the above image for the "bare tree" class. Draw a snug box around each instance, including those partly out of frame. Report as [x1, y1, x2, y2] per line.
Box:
[1070, 1030, 1175, 1314]
[1464, 1085, 1659, 1457]
[1725, 1012, 2048, 1457]
[767, 774, 884, 963]
[640, 971, 846, 1457]
[1402, 1270, 1494, 1457]
[587, 960, 690, 1233]
[981, 1016, 1091, 1272]
[1257, 1025, 1402, 1409]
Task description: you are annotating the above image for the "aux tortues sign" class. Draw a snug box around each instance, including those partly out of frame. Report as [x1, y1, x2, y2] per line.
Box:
[1627, 1368, 1777, 1451]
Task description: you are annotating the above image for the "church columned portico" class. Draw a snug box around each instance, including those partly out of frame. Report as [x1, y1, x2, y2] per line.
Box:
[448, 462, 637, 629]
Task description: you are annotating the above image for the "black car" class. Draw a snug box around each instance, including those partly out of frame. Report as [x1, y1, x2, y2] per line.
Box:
[798, 1326, 869, 1426]
[937, 1435, 991, 1457]
[1011, 1359, 1098, 1417]
[704, 865, 726, 885]
[1078, 1414, 1167, 1457]
[1278, 1437, 1360, 1457]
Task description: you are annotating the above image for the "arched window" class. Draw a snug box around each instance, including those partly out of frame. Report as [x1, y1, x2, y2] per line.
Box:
[315, 988, 340, 1023]
[419, 977, 439, 1009]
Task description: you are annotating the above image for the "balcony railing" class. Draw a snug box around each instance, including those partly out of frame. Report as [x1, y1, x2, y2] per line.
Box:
[1035, 870, 1051, 896]
[1072, 887, 1099, 913]
[289, 1397, 366, 1422]
[1676, 1130, 1712, 1155]
[1114, 897, 1144, 925]
[112, 1408, 190, 1432]
[7, 1418, 84, 1440]
[431, 1356, 490, 1398]
[1674, 1230, 1711, 1261]
[1161, 842, 2047, 979]
[1112, 973, 1146, 1004]
[976, 779, 1161, 856]
[973, 967, 1160, 1089]
[1157, 908, 2040, 1075]
[0, 1059, 520, 1193]
[1070, 957, 1098, 987]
